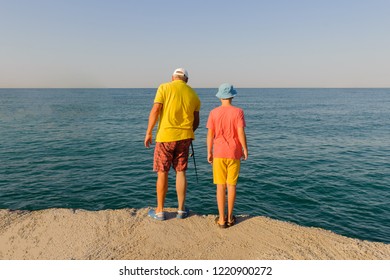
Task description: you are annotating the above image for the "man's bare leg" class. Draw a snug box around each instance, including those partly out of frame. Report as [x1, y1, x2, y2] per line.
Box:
[176, 171, 187, 211]
[156, 171, 168, 213]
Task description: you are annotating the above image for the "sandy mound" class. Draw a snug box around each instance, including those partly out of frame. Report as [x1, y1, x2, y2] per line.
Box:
[1, 208, 389, 260]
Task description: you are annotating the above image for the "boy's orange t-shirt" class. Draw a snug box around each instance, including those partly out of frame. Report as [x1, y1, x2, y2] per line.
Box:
[206, 105, 246, 160]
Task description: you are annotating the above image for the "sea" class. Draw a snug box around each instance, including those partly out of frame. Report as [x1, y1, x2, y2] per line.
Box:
[0, 88, 389, 244]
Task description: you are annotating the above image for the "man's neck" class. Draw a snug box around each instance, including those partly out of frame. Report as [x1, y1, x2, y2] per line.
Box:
[171, 76, 188, 83]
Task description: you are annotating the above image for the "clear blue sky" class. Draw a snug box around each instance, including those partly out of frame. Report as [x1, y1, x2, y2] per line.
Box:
[1, 0, 389, 88]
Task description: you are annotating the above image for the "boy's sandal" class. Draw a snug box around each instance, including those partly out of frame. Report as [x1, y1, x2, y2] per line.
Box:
[215, 217, 227, 228]
[227, 215, 236, 227]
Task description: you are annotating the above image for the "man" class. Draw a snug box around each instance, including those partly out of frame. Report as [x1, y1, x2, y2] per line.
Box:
[144, 68, 200, 221]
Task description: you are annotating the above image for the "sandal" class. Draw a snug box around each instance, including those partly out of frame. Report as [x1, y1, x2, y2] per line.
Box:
[227, 215, 236, 227]
[215, 217, 227, 228]
[176, 207, 190, 219]
[148, 209, 165, 221]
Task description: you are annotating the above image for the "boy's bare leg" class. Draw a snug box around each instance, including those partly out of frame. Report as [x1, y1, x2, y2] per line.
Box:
[227, 184, 237, 222]
[217, 184, 227, 224]
[156, 171, 168, 213]
[176, 171, 187, 211]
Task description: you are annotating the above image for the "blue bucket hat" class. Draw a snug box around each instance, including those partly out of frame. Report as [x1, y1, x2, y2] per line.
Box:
[216, 83, 237, 99]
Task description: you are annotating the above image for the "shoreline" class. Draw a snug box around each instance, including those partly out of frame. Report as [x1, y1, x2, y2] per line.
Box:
[1, 208, 389, 260]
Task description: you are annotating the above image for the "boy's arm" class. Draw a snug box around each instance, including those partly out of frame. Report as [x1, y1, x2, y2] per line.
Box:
[238, 127, 248, 160]
[144, 103, 162, 148]
[207, 128, 214, 163]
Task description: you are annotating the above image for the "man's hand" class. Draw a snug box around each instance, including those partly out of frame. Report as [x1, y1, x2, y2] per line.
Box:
[144, 133, 153, 148]
[144, 103, 162, 148]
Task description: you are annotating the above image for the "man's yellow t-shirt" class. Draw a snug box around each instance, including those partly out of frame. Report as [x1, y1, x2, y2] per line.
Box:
[154, 80, 201, 142]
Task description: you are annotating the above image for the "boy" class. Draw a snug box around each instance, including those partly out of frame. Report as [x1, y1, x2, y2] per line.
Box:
[206, 83, 248, 228]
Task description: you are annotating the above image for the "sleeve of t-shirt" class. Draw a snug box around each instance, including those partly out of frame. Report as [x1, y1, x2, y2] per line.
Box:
[237, 109, 246, 128]
[154, 85, 164, 104]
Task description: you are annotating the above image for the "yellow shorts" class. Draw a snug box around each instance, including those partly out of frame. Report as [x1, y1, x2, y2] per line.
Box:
[213, 158, 241, 185]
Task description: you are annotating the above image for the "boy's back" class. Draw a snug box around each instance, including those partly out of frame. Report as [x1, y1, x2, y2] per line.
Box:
[207, 105, 246, 159]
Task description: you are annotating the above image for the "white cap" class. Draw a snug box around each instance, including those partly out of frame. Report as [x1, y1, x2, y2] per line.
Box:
[172, 68, 188, 78]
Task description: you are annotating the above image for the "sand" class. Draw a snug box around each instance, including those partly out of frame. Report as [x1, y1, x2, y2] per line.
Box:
[0, 208, 389, 260]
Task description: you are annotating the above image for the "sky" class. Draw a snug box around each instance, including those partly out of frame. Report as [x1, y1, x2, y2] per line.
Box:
[1, 0, 390, 88]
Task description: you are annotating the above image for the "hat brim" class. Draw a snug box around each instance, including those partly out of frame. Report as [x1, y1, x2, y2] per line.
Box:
[216, 90, 237, 99]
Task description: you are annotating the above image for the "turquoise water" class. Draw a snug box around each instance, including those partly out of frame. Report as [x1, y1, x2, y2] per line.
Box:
[1, 88, 389, 243]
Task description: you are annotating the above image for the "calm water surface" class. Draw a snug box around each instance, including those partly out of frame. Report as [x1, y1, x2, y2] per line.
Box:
[0, 88, 389, 243]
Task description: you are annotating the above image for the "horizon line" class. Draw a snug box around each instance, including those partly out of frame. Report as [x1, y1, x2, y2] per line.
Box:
[1, 87, 390, 89]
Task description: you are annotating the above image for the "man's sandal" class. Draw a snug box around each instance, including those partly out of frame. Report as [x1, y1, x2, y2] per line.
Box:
[148, 209, 165, 221]
[176, 207, 190, 219]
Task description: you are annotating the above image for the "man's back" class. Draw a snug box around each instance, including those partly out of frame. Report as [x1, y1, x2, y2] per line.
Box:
[154, 80, 200, 142]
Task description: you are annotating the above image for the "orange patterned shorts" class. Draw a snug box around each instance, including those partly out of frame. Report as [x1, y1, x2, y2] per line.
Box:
[153, 139, 192, 172]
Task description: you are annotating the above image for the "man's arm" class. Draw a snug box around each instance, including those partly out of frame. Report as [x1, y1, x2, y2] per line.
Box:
[144, 103, 162, 148]
[193, 111, 200, 132]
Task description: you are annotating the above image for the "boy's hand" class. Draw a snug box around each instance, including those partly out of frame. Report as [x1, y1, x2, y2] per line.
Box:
[242, 149, 248, 160]
[207, 153, 213, 164]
